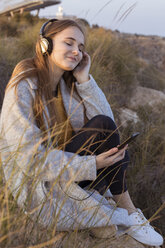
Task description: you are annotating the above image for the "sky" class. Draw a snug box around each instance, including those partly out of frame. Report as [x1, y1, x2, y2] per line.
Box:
[37, 0, 165, 37]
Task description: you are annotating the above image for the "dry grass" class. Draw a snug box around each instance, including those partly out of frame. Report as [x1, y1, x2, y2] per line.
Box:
[0, 13, 165, 247]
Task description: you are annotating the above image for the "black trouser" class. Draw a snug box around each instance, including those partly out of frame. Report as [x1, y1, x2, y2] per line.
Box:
[65, 115, 129, 195]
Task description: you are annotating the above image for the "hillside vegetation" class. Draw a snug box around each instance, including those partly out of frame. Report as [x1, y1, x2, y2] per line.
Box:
[0, 13, 165, 247]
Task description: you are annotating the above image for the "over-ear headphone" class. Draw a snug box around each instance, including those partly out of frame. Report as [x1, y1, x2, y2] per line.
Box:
[40, 19, 58, 55]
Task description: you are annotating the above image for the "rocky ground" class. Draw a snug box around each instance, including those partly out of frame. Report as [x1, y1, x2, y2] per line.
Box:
[115, 31, 165, 71]
[113, 31, 165, 128]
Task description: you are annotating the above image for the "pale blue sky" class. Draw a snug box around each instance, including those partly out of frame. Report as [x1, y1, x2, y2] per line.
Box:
[37, 0, 165, 37]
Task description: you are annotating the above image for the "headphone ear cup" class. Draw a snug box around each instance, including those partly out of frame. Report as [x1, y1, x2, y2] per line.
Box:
[46, 37, 53, 55]
[40, 37, 49, 54]
[40, 37, 53, 55]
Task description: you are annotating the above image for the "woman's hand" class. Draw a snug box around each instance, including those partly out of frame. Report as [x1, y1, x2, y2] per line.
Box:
[96, 145, 128, 170]
[73, 52, 91, 84]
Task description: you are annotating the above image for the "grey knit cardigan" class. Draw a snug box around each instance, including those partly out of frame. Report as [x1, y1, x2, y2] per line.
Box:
[0, 75, 130, 230]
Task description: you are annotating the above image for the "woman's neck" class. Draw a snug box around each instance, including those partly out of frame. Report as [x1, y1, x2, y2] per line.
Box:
[49, 62, 64, 91]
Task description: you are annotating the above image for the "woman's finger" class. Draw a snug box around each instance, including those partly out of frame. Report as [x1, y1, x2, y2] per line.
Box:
[106, 149, 126, 164]
[96, 146, 127, 169]
[104, 144, 127, 158]
[82, 52, 91, 63]
[104, 147, 118, 157]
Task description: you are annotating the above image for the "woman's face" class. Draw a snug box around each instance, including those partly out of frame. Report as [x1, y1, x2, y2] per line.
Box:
[49, 26, 85, 71]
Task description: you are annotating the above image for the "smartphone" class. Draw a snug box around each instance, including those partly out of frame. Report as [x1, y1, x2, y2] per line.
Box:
[118, 132, 140, 150]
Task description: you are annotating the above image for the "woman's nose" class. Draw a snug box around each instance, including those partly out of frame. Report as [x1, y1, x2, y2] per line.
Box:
[72, 47, 79, 56]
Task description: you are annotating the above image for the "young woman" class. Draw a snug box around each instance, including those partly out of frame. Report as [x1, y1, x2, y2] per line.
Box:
[0, 19, 163, 246]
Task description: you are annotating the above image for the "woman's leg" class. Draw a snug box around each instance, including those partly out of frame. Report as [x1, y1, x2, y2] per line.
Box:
[113, 191, 136, 214]
[65, 115, 136, 214]
[66, 115, 125, 192]
[65, 115, 163, 246]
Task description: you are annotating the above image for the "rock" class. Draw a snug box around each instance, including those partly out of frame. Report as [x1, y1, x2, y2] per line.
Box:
[102, 234, 150, 248]
[129, 86, 165, 109]
[119, 107, 140, 127]
[60, 230, 151, 248]
[90, 226, 117, 239]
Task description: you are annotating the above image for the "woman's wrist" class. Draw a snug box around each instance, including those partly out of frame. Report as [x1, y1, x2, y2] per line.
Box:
[76, 74, 90, 84]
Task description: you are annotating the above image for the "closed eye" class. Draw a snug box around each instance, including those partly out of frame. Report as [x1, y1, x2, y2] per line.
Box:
[65, 37, 85, 51]
[65, 42, 83, 52]
[65, 42, 72, 46]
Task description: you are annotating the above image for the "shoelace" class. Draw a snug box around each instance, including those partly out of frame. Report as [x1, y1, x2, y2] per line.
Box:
[134, 213, 154, 233]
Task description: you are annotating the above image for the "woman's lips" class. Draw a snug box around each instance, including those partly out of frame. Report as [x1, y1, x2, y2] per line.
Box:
[67, 56, 77, 61]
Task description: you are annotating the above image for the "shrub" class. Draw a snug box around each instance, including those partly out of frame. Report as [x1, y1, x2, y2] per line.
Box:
[86, 27, 140, 107]
[0, 19, 44, 109]
[123, 103, 165, 234]
[0, 16, 18, 37]
[137, 63, 165, 91]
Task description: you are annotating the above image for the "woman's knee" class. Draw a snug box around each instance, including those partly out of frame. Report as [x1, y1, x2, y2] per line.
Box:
[89, 115, 117, 131]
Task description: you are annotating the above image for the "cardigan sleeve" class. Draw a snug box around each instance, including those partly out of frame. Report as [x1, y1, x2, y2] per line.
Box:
[75, 75, 114, 121]
[0, 79, 97, 184]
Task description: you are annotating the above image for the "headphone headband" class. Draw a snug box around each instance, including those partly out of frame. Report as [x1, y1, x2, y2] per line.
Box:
[40, 18, 58, 37]
[39, 19, 58, 55]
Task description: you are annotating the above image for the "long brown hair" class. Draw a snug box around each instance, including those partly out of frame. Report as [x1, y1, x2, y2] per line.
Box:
[6, 19, 86, 140]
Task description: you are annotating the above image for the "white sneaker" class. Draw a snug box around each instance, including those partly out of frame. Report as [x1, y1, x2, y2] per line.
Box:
[126, 209, 163, 246]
